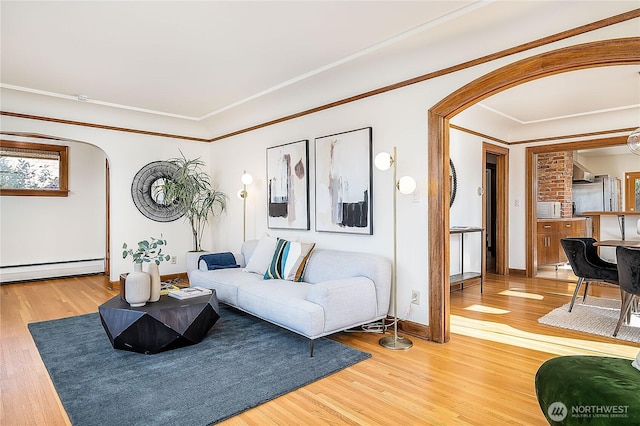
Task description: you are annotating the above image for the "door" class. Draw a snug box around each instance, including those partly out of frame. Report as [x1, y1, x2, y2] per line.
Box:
[485, 161, 496, 273]
[482, 143, 508, 275]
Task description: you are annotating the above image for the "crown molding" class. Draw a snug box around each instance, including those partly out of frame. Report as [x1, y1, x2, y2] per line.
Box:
[2, 9, 638, 144]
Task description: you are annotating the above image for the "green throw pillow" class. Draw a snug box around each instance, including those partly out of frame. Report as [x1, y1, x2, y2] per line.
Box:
[264, 238, 315, 282]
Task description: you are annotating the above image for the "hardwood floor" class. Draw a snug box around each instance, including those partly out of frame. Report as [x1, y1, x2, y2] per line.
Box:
[535, 264, 577, 282]
[1, 274, 638, 425]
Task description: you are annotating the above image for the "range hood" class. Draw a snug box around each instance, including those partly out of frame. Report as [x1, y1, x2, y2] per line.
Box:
[572, 160, 595, 183]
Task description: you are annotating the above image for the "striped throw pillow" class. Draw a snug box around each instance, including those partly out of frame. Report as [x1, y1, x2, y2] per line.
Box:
[264, 238, 315, 282]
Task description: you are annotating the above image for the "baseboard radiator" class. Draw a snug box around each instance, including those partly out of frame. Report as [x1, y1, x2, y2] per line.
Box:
[0, 258, 105, 283]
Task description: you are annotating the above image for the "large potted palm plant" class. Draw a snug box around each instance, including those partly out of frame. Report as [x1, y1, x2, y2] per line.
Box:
[161, 152, 227, 273]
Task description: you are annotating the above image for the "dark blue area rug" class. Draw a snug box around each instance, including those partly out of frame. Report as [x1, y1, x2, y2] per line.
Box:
[28, 305, 371, 426]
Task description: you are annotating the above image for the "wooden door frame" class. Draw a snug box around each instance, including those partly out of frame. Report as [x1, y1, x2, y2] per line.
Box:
[625, 171, 640, 211]
[482, 142, 509, 276]
[525, 136, 628, 277]
[105, 158, 111, 277]
[428, 37, 640, 343]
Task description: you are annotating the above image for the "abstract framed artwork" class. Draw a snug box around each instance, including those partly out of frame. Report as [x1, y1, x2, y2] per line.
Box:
[266, 139, 310, 230]
[315, 127, 373, 234]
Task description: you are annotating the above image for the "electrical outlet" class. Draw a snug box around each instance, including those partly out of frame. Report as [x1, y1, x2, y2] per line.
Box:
[171, 256, 177, 264]
[411, 290, 420, 305]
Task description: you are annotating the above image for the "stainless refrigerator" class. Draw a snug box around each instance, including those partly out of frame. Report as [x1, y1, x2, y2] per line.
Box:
[572, 175, 620, 215]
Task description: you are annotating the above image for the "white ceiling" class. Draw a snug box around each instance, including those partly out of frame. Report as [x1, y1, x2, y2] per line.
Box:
[577, 145, 634, 156]
[1, 1, 639, 135]
[1, 1, 479, 119]
[479, 66, 640, 124]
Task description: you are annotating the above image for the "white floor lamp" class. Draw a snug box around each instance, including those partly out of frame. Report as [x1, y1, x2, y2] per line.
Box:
[375, 146, 416, 350]
[238, 171, 253, 242]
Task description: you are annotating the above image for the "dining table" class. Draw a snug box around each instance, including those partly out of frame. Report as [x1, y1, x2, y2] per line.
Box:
[593, 240, 640, 248]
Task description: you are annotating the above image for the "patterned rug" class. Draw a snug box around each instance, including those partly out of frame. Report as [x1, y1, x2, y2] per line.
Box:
[538, 297, 640, 343]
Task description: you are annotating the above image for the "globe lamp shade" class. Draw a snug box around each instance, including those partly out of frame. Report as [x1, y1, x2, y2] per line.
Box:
[374, 152, 393, 171]
[241, 173, 253, 185]
[398, 176, 417, 194]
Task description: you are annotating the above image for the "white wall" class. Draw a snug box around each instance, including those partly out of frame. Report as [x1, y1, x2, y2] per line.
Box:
[208, 82, 436, 325]
[1, 9, 636, 324]
[0, 106, 214, 282]
[508, 145, 528, 270]
[449, 129, 484, 276]
[0, 136, 106, 277]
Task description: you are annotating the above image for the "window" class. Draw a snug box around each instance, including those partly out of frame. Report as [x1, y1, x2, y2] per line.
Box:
[625, 171, 640, 212]
[0, 140, 69, 197]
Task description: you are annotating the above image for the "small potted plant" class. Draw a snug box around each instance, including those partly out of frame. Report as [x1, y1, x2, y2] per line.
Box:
[122, 235, 171, 306]
[122, 235, 171, 265]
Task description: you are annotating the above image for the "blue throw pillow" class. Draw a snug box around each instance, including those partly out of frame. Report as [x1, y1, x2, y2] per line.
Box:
[199, 252, 240, 270]
[264, 239, 315, 282]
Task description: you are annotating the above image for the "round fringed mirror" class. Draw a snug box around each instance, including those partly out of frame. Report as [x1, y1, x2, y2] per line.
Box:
[131, 161, 184, 222]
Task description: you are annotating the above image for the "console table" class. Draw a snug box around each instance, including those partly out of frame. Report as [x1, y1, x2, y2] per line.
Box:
[450, 226, 485, 293]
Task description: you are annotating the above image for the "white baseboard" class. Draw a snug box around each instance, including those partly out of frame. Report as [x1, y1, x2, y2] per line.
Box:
[0, 259, 105, 283]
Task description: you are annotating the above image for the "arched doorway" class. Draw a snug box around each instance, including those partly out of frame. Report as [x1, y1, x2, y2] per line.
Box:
[0, 132, 110, 281]
[427, 37, 640, 343]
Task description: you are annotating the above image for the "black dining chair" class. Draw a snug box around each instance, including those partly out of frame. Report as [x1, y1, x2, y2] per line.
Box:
[613, 246, 640, 337]
[560, 238, 619, 312]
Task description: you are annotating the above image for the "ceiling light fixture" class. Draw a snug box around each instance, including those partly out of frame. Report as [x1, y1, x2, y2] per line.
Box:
[627, 127, 640, 155]
[77, 94, 89, 102]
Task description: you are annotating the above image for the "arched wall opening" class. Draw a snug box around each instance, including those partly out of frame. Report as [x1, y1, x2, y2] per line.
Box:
[0, 132, 109, 282]
[427, 37, 640, 343]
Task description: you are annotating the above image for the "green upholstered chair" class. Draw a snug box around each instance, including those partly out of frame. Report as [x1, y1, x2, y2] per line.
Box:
[535, 355, 640, 425]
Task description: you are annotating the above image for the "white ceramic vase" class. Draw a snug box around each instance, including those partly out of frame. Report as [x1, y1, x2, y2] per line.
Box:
[125, 263, 150, 307]
[147, 262, 161, 302]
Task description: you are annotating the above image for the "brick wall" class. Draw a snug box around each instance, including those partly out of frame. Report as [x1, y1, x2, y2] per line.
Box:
[537, 151, 573, 218]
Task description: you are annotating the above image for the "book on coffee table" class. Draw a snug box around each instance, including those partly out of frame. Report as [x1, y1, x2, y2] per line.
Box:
[160, 283, 181, 296]
[168, 286, 212, 300]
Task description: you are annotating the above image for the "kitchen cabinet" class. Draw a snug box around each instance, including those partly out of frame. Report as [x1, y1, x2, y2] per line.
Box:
[536, 218, 588, 266]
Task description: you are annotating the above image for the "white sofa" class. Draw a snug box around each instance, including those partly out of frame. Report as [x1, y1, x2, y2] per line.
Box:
[188, 239, 391, 355]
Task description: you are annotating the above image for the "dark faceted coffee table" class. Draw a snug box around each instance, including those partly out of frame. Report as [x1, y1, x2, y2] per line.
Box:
[98, 291, 219, 354]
